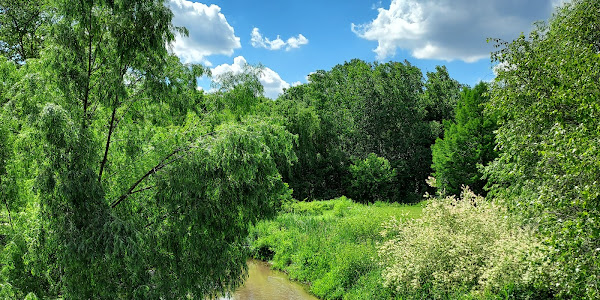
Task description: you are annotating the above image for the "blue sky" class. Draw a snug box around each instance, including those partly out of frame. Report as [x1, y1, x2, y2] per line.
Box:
[168, 0, 566, 98]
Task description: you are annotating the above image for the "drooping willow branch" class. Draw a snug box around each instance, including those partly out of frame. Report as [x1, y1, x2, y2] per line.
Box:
[144, 205, 184, 229]
[1, 178, 13, 230]
[110, 146, 191, 208]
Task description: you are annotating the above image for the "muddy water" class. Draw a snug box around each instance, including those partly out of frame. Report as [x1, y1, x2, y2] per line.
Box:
[220, 260, 318, 300]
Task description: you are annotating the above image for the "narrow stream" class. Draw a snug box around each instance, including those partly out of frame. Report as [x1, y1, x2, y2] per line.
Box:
[220, 260, 319, 300]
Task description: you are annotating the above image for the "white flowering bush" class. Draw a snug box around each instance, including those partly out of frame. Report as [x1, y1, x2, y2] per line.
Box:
[378, 188, 552, 298]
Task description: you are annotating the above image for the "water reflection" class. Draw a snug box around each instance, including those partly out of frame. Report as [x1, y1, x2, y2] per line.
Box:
[220, 260, 318, 300]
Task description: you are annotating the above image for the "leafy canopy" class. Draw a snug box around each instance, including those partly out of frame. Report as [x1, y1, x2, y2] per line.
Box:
[0, 0, 296, 298]
[486, 0, 600, 297]
[431, 82, 497, 196]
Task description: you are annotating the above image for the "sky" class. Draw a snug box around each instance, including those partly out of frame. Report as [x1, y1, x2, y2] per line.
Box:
[167, 0, 567, 99]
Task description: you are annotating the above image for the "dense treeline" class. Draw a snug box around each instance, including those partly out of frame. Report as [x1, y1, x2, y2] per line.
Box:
[276, 60, 461, 201]
[1, 0, 599, 298]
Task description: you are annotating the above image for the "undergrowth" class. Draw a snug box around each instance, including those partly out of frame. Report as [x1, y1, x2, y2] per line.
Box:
[248, 192, 554, 299]
[247, 196, 422, 299]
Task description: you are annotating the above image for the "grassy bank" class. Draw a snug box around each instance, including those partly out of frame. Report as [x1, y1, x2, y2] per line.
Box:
[247, 197, 422, 299]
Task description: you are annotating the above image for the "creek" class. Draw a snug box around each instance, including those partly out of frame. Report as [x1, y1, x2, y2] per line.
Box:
[220, 259, 318, 300]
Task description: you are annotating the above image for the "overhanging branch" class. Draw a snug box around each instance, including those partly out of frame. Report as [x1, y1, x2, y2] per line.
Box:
[110, 146, 191, 208]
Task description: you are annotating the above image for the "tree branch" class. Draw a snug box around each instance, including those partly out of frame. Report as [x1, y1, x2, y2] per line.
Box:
[98, 96, 118, 182]
[131, 185, 156, 195]
[110, 146, 191, 208]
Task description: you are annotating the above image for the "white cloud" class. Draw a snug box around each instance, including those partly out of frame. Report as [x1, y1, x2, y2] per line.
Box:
[552, 0, 571, 7]
[168, 0, 241, 64]
[211, 56, 290, 99]
[261, 68, 291, 99]
[286, 34, 309, 50]
[352, 0, 558, 62]
[211, 56, 248, 76]
[292, 81, 302, 87]
[251, 28, 309, 51]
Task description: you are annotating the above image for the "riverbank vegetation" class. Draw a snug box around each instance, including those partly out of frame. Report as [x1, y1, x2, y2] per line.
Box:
[1, 0, 599, 298]
[248, 198, 422, 300]
[249, 190, 552, 299]
[250, 1, 600, 298]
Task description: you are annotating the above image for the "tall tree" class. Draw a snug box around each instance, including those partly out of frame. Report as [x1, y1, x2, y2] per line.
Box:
[0, 0, 296, 298]
[431, 82, 497, 196]
[421, 65, 463, 138]
[273, 94, 325, 200]
[486, 0, 600, 297]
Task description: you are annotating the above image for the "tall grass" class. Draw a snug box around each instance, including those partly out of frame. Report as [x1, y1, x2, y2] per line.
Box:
[248, 191, 554, 299]
[247, 196, 422, 299]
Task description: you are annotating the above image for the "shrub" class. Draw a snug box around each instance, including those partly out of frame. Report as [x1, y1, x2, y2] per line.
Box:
[378, 188, 551, 298]
[348, 153, 397, 203]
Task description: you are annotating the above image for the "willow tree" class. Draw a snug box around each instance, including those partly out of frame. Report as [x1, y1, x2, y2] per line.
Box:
[0, 0, 295, 298]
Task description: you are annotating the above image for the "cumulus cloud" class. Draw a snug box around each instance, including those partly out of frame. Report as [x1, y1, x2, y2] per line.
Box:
[260, 68, 291, 99]
[352, 0, 559, 62]
[251, 28, 309, 51]
[168, 0, 241, 64]
[211, 56, 290, 99]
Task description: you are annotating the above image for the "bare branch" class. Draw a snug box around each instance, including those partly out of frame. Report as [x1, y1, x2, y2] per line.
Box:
[98, 98, 118, 182]
[131, 185, 156, 195]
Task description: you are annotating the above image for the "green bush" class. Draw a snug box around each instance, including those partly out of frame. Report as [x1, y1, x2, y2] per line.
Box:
[485, 1, 600, 297]
[378, 188, 551, 299]
[348, 153, 397, 203]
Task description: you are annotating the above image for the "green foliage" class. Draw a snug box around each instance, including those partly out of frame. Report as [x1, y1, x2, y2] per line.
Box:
[422, 65, 463, 138]
[149, 121, 295, 298]
[379, 189, 551, 299]
[211, 63, 267, 118]
[431, 82, 497, 196]
[248, 197, 422, 299]
[272, 96, 329, 200]
[0, 0, 46, 62]
[486, 0, 600, 297]
[0, 0, 297, 298]
[276, 82, 351, 200]
[349, 153, 397, 203]
[277, 59, 442, 201]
